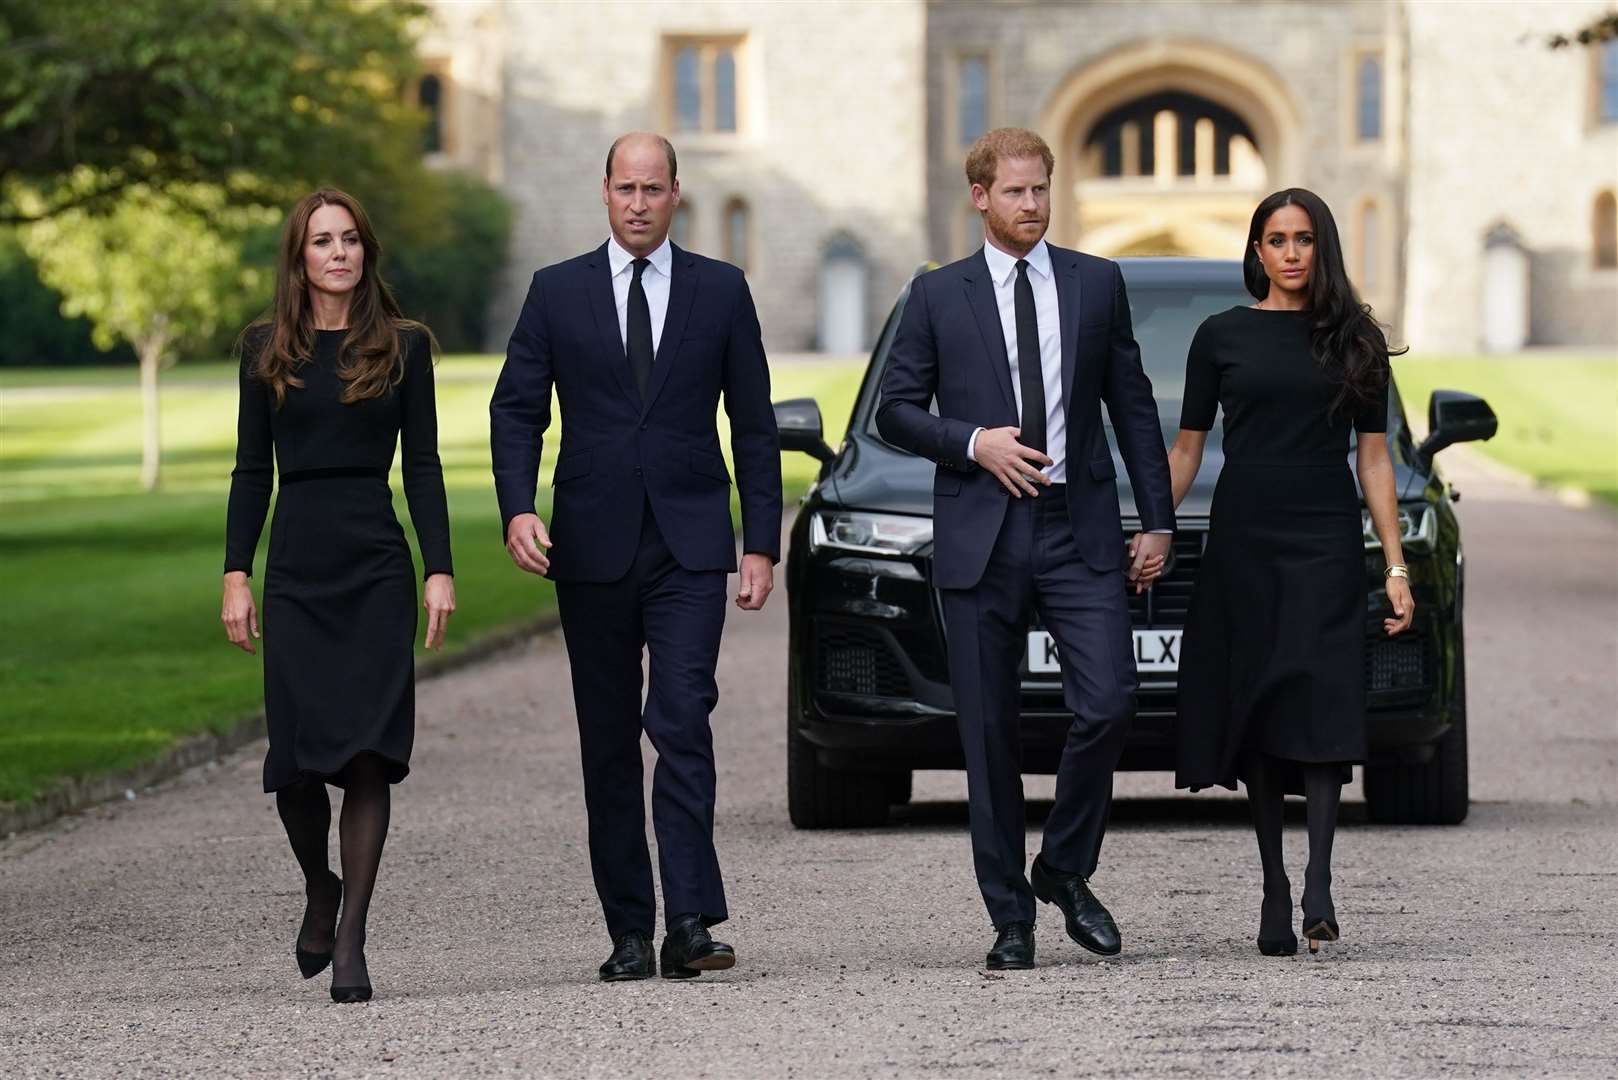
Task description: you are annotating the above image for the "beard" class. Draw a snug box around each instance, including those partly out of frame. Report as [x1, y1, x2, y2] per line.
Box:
[983, 203, 1049, 255]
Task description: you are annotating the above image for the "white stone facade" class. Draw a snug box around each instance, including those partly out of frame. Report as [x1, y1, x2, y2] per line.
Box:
[423, 0, 1618, 354]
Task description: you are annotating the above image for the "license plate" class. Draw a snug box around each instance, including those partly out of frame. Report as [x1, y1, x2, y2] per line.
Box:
[1026, 629, 1183, 674]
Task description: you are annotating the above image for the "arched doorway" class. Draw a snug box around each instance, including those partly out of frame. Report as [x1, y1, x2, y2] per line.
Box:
[1039, 40, 1301, 259]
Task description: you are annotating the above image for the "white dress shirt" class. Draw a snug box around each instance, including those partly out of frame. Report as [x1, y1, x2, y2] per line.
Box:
[607, 234, 672, 352]
[968, 238, 1068, 482]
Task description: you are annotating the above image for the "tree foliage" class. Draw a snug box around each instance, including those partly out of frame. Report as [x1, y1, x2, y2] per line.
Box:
[0, 0, 429, 223]
[1548, 12, 1618, 47]
[21, 182, 277, 487]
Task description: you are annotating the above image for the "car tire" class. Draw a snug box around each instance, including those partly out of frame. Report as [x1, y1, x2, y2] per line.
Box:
[786, 670, 892, 829]
[1365, 633, 1470, 825]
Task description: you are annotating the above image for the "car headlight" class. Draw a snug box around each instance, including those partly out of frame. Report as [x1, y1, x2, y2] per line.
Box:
[811, 511, 933, 556]
[1363, 504, 1436, 551]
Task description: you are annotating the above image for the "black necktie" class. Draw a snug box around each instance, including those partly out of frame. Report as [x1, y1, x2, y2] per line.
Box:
[627, 257, 653, 397]
[1014, 259, 1047, 455]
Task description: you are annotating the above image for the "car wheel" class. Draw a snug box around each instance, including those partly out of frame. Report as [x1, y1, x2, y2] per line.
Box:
[786, 668, 893, 829]
[1365, 632, 1470, 825]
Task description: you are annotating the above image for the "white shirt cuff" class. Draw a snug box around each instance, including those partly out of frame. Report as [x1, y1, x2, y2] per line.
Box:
[966, 427, 984, 463]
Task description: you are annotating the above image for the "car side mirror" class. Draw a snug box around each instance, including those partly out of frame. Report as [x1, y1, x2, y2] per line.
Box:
[774, 398, 836, 462]
[1417, 390, 1498, 462]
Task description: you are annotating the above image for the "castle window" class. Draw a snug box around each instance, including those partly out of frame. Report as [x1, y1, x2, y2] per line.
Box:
[957, 54, 989, 148]
[666, 37, 745, 135]
[1595, 190, 1617, 269]
[1601, 40, 1618, 124]
[672, 202, 694, 250]
[419, 73, 444, 155]
[723, 198, 751, 271]
[1356, 55, 1383, 142]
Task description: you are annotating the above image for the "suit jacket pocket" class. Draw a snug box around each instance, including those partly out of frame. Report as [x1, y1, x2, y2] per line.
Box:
[690, 449, 732, 483]
[553, 450, 592, 485]
[1089, 458, 1117, 480]
[933, 473, 962, 496]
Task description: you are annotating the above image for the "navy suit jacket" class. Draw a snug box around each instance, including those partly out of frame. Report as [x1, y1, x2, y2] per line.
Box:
[875, 245, 1174, 590]
[490, 242, 782, 583]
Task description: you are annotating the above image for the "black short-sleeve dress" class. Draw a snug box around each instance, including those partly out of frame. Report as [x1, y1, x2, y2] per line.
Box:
[224, 327, 452, 792]
[1174, 307, 1388, 791]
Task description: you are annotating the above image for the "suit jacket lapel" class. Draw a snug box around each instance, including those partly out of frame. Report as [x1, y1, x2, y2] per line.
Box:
[585, 243, 640, 407]
[643, 244, 697, 417]
[962, 251, 1019, 420]
[1053, 246, 1081, 410]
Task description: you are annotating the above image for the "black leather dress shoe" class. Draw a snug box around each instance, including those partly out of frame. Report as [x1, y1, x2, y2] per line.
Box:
[986, 921, 1035, 969]
[659, 915, 735, 980]
[1031, 853, 1121, 957]
[599, 931, 656, 982]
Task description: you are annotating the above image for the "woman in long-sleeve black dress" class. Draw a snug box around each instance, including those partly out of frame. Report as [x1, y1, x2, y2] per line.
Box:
[1167, 189, 1413, 957]
[220, 188, 454, 1002]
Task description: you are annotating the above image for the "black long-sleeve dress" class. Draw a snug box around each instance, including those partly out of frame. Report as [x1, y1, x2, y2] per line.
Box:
[225, 327, 452, 792]
[1174, 307, 1388, 791]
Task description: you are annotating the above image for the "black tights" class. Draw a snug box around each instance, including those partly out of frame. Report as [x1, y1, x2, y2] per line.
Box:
[275, 754, 391, 984]
[1242, 751, 1341, 924]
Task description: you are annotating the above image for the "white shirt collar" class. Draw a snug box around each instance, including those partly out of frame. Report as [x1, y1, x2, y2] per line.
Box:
[607, 234, 673, 278]
[982, 236, 1052, 287]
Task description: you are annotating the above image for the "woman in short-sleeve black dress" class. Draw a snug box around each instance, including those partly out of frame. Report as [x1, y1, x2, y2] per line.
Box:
[221, 189, 455, 1002]
[1166, 190, 1413, 957]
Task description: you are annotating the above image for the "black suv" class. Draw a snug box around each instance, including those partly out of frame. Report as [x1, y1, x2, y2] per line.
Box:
[777, 258, 1497, 828]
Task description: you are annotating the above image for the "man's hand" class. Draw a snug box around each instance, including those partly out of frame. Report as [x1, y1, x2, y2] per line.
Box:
[1127, 532, 1172, 594]
[736, 552, 774, 611]
[973, 426, 1053, 497]
[505, 513, 552, 576]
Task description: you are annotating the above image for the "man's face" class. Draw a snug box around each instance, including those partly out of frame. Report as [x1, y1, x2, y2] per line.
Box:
[972, 154, 1050, 256]
[602, 138, 680, 256]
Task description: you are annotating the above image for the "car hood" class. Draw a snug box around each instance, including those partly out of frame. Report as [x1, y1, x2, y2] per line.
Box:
[828, 410, 1429, 521]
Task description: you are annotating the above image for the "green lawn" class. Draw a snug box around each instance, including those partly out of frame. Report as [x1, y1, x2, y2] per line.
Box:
[0, 355, 864, 806]
[1393, 354, 1618, 507]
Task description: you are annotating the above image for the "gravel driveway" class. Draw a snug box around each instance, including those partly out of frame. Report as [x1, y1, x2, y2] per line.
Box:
[3, 449, 1614, 1079]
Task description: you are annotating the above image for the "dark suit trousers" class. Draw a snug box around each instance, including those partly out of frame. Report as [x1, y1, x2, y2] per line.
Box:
[554, 503, 729, 939]
[940, 487, 1137, 929]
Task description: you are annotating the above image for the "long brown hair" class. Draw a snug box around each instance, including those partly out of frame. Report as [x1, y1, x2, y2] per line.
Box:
[1242, 188, 1405, 417]
[241, 188, 432, 407]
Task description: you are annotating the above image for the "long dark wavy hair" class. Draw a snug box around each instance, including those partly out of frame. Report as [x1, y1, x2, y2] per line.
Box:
[1243, 188, 1405, 416]
[239, 188, 434, 407]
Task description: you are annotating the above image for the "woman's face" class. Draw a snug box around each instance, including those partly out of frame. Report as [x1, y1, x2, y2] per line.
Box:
[302, 203, 364, 298]
[1254, 203, 1314, 295]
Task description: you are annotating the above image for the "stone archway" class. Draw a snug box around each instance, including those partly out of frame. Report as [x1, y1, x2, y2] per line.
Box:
[1039, 39, 1302, 257]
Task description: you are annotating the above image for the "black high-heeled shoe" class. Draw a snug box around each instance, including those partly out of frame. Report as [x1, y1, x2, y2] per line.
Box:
[330, 976, 372, 1004]
[1257, 887, 1297, 957]
[1302, 915, 1340, 954]
[1302, 878, 1340, 954]
[294, 873, 342, 979]
[330, 939, 372, 1003]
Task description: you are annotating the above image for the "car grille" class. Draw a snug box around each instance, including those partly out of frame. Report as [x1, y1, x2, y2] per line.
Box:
[1366, 633, 1431, 694]
[816, 624, 912, 698]
[1126, 530, 1205, 627]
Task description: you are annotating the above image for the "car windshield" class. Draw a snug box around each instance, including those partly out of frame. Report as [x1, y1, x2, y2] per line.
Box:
[859, 276, 1250, 437]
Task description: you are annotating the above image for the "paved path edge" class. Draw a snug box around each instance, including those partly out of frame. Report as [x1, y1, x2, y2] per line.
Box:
[0, 613, 560, 838]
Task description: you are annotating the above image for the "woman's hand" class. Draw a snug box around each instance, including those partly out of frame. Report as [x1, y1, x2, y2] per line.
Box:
[1384, 576, 1415, 636]
[221, 572, 259, 654]
[1127, 533, 1169, 594]
[424, 573, 456, 651]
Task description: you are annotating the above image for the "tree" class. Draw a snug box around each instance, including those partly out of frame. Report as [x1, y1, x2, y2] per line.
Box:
[21, 181, 275, 489]
[0, 0, 429, 224]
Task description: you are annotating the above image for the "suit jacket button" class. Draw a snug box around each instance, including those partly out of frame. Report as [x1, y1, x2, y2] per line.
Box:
[634, 465, 643, 476]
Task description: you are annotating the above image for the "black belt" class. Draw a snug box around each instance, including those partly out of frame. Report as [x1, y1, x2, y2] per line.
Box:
[279, 466, 389, 485]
